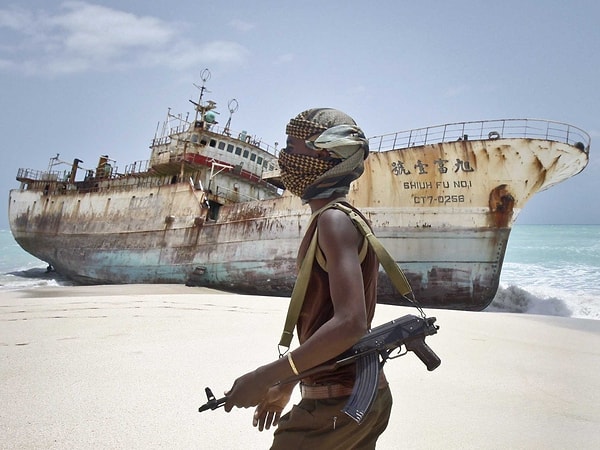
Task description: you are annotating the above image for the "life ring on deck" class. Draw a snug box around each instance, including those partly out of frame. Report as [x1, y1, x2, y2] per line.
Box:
[488, 131, 501, 140]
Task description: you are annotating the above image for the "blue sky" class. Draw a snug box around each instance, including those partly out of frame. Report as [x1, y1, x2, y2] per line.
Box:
[1, 0, 598, 228]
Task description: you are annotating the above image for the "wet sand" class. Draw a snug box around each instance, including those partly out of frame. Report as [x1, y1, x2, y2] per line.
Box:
[1, 284, 599, 449]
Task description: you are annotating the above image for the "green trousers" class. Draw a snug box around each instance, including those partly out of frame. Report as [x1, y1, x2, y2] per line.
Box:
[270, 386, 393, 450]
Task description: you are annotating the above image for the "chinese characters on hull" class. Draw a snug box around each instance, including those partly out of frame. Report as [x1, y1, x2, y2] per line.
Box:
[391, 158, 475, 176]
[391, 157, 476, 205]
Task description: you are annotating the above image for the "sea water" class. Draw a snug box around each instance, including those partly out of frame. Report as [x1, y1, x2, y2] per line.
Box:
[0, 229, 73, 290]
[1, 226, 598, 320]
[490, 225, 600, 320]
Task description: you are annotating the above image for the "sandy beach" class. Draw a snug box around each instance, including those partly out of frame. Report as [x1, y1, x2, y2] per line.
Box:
[1, 284, 599, 449]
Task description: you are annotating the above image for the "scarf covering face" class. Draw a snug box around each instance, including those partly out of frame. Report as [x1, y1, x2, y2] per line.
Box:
[278, 152, 338, 198]
[281, 108, 369, 202]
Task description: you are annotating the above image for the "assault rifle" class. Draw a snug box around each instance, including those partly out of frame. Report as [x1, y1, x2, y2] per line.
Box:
[198, 314, 440, 423]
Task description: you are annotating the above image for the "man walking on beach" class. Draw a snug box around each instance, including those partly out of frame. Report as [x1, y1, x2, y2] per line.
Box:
[224, 108, 392, 449]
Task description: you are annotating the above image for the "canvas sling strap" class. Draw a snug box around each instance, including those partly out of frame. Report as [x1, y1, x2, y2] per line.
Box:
[278, 201, 416, 355]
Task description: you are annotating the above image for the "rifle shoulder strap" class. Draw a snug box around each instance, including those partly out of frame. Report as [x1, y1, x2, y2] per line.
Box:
[329, 203, 413, 297]
[277, 202, 414, 353]
[278, 221, 318, 351]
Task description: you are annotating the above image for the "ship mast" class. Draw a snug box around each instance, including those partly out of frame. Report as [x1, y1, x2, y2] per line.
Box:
[190, 68, 218, 129]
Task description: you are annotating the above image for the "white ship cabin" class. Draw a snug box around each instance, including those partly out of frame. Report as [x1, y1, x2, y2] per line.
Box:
[145, 98, 284, 210]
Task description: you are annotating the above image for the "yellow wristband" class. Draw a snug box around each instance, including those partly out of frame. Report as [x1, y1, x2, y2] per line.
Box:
[287, 352, 299, 376]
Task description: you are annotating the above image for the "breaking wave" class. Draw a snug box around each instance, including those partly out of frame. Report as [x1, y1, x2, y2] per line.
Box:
[486, 284, 599, 320]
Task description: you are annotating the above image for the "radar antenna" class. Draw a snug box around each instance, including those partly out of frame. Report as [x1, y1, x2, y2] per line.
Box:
[223, 98, 239, 136]
[191, 69, 212, 123]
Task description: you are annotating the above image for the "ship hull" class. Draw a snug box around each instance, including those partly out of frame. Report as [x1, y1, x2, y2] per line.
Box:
[9, 136, 588, 310]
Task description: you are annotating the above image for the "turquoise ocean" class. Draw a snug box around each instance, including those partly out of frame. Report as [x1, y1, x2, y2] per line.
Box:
[1, 226, 598, 320]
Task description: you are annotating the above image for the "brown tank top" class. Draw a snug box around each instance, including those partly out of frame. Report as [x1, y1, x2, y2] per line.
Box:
[296, 202, 379, 387]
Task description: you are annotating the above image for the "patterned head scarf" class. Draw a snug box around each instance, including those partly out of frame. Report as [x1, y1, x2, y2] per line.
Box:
[281, 108, 369, 201]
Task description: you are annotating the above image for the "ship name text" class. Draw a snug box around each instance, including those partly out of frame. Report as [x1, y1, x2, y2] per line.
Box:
[391, 157, 476, 206]
[402, 180, 473, 190]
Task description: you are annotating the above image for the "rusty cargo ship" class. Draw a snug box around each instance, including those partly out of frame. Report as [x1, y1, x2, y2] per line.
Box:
[8, 71, 590, 310]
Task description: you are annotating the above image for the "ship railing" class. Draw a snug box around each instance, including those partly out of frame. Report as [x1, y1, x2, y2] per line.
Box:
[152, 121, 279, 157]
[151, 135, 172, 146]
[123, 159, 151, 175]
[16, 168, 69, 182]
[202, 123, 279, 156]
[369, 118, 591, 154]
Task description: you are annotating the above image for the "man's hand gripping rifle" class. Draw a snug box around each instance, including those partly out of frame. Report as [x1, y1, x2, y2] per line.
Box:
[199, 313, 440, 423]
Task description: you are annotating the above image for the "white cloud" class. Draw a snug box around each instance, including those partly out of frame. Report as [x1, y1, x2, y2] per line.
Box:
[0, 1, 248, 76]
[0, 6, 30, 30]
[228, 18, 255, 32]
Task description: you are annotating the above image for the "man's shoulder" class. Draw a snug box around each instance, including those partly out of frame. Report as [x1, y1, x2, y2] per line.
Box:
[317, 204, 363, 245]
[318, 204, 354, 226]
